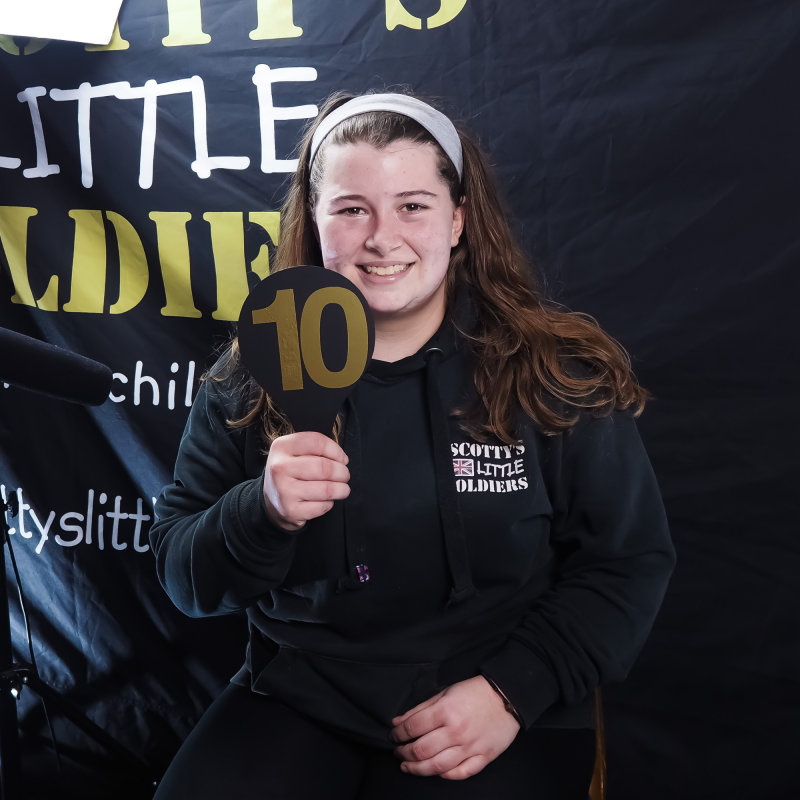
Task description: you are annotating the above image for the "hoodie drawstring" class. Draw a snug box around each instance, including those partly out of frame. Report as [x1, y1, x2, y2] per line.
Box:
[336, 349, 476, 606]
[424, 348, 477, 606]
[337, 396, 370, 592]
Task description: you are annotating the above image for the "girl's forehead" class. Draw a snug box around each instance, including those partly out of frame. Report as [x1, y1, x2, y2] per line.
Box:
[325, 138, 437, 158]
[317, 140, 442, 189]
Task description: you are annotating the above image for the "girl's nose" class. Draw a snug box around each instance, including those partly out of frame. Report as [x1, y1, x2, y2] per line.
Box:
[364, 212, 403, 255]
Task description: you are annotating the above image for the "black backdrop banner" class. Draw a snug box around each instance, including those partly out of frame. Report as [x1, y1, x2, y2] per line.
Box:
[1, 1, 798, 797]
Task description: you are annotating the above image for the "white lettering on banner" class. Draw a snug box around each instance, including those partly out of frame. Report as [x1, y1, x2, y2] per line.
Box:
[252, 65, 318, 173]
[184, 360, 196, 406]
[130, 498, 153, 552]
[97, 491, 107, 549]
[2, 484, 154, 556]
[109, 373, 128, 403]
[16, 87, 60, 179]
[107, 495, 128, 550]
[15, 488, 31, 537]
[28, 507, 56, 554]
[109, 360, 196, 408]
[115, 76, 250, 188]
[2, 66, 318, 186]
[3, 359, 198, 407]
[85, 488, 94, 545]
[49, 82, 131, 188]
[56, 512, 84, 546]
[134, 361, 160, 406]
[169, 362, 178, 409]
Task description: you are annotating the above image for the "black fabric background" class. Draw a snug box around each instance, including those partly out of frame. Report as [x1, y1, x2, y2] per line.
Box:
[1, 1, 798, 797]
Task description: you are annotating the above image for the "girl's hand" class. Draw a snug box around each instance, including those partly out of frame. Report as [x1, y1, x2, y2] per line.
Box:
[390, 675, 521, 780]
[262, 432, 350, 531]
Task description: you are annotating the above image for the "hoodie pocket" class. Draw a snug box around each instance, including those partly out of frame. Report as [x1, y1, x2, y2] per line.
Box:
[249, 637, 439, 749]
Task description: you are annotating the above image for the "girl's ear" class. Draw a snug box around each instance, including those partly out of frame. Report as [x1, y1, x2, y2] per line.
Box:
[451, 197, 466, 247]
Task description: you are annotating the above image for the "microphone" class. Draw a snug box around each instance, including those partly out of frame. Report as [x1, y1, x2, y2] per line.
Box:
[0, 326, 113, 406]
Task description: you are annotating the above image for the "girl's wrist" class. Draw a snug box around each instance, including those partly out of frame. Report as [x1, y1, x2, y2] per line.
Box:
[483, 675, 523, 728]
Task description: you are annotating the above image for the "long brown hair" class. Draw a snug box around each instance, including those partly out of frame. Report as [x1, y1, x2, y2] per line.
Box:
[211, 90, 647, 444]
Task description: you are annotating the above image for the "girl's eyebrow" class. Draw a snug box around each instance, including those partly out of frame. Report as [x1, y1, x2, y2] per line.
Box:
[396, 190, 438, 198]
[329, 193, 368, 204]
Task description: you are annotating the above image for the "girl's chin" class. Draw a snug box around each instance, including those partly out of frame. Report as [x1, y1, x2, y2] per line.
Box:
[362, 295, 410, 313]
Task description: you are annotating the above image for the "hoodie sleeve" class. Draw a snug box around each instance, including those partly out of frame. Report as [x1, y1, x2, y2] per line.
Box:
[149, 380, 297, 617]
[480, 410, 676, 728]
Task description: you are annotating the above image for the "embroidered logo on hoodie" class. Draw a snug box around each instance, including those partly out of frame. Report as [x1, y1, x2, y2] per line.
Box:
[451, 442, 529, 493]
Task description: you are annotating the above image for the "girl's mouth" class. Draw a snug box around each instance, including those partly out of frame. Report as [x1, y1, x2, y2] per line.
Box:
[358, 263, 412, 276]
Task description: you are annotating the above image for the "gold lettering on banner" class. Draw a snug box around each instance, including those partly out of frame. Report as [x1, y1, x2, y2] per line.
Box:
[63, 211, 150, 314]
[107, 211, 149, 314]
[0, 36, 51, 56]
[36, 273, 59, 311]
[63, 210, 106, 313]
[0, 206, 57, 309]
[204, 211, 281, 321]
[23, 38, 51, 55]
[149, 212, 202, 317]
[204, 212, 250, 322]
[250, 0, 303, 39]
[0, 35, 20, 55]
[386, 0, 468, 30]
[248, 211, 280, 279]
[86, 21, 130, 52]
[1, 208, 281, 318]
[385, 0, 421, 31]
[427, 0, 468, 28]
[162, 0, 211, 47]
[60, 211, 149, 314]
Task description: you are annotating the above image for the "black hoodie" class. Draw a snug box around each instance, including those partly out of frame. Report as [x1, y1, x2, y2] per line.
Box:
[150, 314, 675, 749]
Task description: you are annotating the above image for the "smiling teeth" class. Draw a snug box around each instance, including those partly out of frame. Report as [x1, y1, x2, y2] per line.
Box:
[363, 264, 409, 275]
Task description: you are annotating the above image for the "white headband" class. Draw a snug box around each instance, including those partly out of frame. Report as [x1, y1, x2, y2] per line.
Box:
[309, 94, 463, 180]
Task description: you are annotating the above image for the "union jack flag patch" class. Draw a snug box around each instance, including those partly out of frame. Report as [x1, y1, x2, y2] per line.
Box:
[453, 458, 474, 476]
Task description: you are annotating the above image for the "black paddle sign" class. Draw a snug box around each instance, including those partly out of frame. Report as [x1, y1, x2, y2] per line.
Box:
[238, 266, 375, 434]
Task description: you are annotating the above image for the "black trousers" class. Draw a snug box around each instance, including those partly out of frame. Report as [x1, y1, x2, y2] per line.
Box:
[154, 683, 596, 800]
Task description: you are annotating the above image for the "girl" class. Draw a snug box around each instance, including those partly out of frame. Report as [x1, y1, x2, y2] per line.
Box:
[150, 91, 675, 799]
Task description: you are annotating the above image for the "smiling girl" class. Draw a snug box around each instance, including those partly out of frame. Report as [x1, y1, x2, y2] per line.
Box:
[150, 92, 675, 799]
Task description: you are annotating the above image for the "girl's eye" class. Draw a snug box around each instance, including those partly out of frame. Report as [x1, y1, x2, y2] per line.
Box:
[338, 207, 365, 216]
[403, 203, 425, 212]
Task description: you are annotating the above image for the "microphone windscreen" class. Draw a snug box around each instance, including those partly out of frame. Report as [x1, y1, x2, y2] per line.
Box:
[0, 327, 113, 406]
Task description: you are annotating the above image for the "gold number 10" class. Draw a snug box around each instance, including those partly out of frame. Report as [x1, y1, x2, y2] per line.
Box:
[252, 287, 369, 390]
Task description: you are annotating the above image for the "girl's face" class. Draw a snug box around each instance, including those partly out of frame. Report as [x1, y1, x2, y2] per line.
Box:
[312, 140, 464, 325]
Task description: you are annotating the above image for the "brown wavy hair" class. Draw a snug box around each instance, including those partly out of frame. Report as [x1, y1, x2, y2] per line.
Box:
[210, 90, 647, 444]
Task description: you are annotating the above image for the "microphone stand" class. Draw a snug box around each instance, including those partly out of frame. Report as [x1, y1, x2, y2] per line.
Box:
[0, 495, 158, 799]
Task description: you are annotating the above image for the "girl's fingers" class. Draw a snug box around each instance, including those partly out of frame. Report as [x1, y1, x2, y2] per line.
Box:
[288, 456, 350, 483]
[295, 480, 351, 503]
[290, 501, 335, 522]
[281, 432, 349, 463]
[390, 701, 446, 743]
[440, 755, 489, 781]
[394, 727, 454, 763]
[391, 690, 445, 727]
[400, 746, 465, 777]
